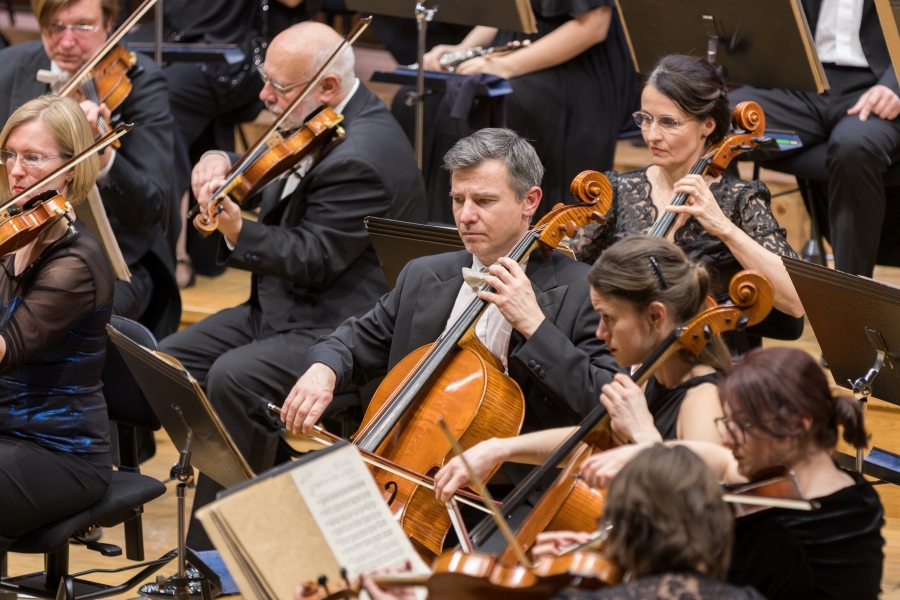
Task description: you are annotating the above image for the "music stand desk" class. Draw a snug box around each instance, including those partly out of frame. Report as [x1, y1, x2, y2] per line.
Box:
[108, 326, 254, 489]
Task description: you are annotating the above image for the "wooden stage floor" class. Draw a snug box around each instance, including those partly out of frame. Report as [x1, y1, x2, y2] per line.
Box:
[10, 135, 900, 600]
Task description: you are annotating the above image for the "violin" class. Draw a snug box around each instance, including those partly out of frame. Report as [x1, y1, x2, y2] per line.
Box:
[299, 550, 621, 600]
[308, 175, 613, 560]
[189, 18, 372, 234]
[192, 107, 346, 234]
[0, 125, 131, 256]
[724, 466, 820, 518]
[468, 270, 775, 562]
[57, 0, 158, 146]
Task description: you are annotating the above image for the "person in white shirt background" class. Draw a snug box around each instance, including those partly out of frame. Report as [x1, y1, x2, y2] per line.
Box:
[730, 0, 900, 278]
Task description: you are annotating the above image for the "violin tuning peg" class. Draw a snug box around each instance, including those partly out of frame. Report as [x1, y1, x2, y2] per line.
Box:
[565, 220, 577, 238]
[552, 203, 564, 211]
[590, 211, 604, 223]
[558, 223, 567, 234]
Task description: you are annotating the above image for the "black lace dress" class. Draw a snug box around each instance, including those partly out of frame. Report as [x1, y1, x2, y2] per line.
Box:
[559, 571, 765, 600]
[569, 169, 801, 347]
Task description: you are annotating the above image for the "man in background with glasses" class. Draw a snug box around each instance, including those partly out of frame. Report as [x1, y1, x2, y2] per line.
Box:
[160, 21, 425, 551]
[0, 0, 180, 340]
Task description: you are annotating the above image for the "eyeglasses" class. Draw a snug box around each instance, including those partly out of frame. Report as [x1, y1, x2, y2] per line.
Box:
[632, 111, 693, 132]
[715, 417, 757, 445]
[0, 151, 71, 169]
[47, 21, 102, 37]
[258, 64, 310, 97]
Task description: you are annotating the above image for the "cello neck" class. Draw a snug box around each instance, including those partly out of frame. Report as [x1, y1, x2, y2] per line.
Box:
[646, 156, 711, 239]
[354, 227, 543, 453]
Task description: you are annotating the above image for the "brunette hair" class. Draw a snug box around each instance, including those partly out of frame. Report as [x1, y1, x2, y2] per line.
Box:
[718, 347, 868, 450]
[587, 236, 732, 373]
[32, 0, 118, 30]
[646, 54, 731, 145]
[0, 96, 98, 206]
[603, 444, 732, 579]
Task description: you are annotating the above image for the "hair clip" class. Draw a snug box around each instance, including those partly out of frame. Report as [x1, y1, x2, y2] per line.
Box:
[648, 256, 669, 290]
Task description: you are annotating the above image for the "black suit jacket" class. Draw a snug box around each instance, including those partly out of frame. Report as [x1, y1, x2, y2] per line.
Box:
[0, 41, 180, 336]
[301, 249, 623, 430]
[219, 85, 427, 333]
[802, 0, 900, 93]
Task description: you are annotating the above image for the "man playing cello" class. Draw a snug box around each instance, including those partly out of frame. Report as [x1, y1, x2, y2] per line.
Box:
[282, 128, 621, 536]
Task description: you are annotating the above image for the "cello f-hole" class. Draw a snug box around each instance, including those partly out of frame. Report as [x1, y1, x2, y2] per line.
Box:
[384, 481, 399, 506]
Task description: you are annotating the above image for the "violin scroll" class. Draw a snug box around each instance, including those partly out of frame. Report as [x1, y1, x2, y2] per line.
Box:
[532, 171, 613, 256]
[731, 101, 766, 137]
[569, 171, 611, 207]
[675, 270, 774, 358]
[705, 101, 767, 177]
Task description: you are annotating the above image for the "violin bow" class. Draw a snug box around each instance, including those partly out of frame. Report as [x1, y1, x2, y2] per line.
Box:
[265, 402, 497, 514]
[228, 17, 372, 178]
[0, 123, 132, 218]
[57, 0, 159, 99]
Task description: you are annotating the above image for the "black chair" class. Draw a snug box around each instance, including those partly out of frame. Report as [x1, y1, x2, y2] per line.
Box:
[0, 317, 175, 600]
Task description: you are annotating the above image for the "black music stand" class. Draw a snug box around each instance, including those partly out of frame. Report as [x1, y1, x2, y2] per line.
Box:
[616, 0, 828, 92]
[107, 327, 254, 599]
[876, 0, 900, 89]
[783, 257, 900, 478]
[345, 0, 536, 167]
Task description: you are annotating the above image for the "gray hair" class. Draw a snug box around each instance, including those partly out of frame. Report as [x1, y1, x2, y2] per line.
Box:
[442, 128, 544, 200]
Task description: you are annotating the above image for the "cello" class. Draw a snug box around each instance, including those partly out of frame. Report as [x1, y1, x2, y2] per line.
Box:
[322, 174, 614, 559]
[464, 269, 775, 561]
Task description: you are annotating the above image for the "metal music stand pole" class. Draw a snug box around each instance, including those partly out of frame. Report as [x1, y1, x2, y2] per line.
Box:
[154, 0, 163, 66]
[412, 2, 438, 169]
[850, 329, 890, 472]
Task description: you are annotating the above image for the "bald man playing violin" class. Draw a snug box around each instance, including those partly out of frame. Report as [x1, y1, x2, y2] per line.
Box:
[160, 22, 424, 550]
[284, 129, 620, 511]
[0, 0, 179, 337]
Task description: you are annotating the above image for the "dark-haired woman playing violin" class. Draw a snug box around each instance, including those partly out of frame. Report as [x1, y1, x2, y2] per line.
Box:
[0, 95, 115, 554]
[580, 347, 884, 600]
[570, 55, 804, 348]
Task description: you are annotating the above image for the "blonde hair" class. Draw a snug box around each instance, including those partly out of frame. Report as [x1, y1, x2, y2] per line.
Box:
[32, 0, 117, 30]
[0, 96, 98, 206]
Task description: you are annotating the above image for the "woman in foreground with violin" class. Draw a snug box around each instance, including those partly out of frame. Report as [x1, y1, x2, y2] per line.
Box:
[0, 95, 115, 554]
[355, 445, 763, 600]
[569, 54, 804, 346]
[434, 235, 731, 503]
[578, 347, 884, 599]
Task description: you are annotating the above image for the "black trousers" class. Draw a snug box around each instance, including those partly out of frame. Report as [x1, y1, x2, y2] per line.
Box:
[730, 65, 900, 277]
[158, 304, 330, 550]
[0, 435, 111, 555]
[112, 261, 154, 322]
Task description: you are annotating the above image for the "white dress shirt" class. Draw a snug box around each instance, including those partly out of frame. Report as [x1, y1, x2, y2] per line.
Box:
[442, 255, 518, 373]
[815, 0, 869, 68]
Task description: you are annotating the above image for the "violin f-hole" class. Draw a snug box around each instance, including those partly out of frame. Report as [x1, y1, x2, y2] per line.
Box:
[384, 481, 399, 506]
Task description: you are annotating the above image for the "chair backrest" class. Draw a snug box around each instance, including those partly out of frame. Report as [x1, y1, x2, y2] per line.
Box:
[102, 316, 162, 431]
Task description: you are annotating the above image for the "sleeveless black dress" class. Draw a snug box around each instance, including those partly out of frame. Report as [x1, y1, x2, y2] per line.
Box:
[644, 371, 721, 441]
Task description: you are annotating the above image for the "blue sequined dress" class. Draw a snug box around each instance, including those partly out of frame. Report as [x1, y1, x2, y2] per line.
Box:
[0, 227, 115, 455]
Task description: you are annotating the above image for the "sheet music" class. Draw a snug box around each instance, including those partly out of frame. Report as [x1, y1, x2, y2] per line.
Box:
[78, 185, 131, 281]
[290, 444, 430, 579]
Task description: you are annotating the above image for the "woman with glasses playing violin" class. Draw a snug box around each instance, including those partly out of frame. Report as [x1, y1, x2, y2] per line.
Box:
[0, 96, 115, 555]
[569, 54, 805, 352]
[0, 0, 179, 340]
[577, 347, 884, 600]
